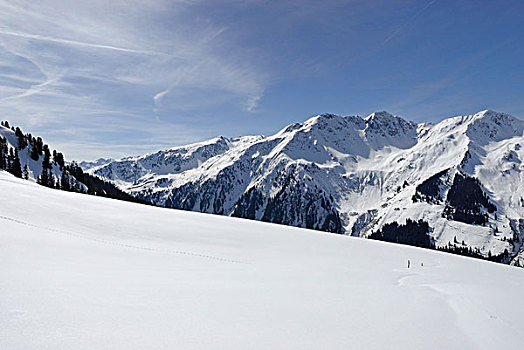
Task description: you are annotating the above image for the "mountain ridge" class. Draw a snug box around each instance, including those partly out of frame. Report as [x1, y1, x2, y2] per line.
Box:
[80, 110, 524, 265]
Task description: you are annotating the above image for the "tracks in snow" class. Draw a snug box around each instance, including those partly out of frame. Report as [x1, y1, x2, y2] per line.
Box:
[0, 215, 246, 264]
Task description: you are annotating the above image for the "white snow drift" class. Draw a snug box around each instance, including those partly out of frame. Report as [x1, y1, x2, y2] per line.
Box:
[1, 170, 524, 349]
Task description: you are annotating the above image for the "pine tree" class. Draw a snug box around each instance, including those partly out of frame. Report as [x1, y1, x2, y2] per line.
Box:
[42, 145, 51, 170]
[38, 169, 49, 186]
[48, 173, 55, 188]
[23, 164, 29, 180]
[53, 151, 65, 170]
[10, 148, 22, 178]
[35, 137, 43, 155]
[0, 136, 7, 170]
[15, 127, 27, 149]
[36, 144, 55, 187]
[61, 170, 71, 191]
[30, 145, 39, 161]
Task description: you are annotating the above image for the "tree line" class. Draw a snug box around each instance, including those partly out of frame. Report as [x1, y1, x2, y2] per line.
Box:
[1, 120, 149, 205]
[369, 219, 434, 249]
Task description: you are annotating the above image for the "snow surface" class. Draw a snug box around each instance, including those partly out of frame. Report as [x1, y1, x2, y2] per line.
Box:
[1, 170, 524, 349]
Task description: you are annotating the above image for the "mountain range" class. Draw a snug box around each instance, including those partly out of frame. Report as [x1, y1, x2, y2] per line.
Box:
[80, 110, 524, 265]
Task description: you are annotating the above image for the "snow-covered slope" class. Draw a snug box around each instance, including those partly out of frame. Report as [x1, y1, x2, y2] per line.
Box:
[0, 124, 63, 183]
[78, 157, 114, 171]
[0, 124, 142, 201]
[1, 170, 524, 349]
[88, 110, 524, 263]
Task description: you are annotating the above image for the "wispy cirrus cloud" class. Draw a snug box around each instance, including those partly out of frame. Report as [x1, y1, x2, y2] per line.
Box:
[1, 0, 522, 161]
[0, 0, 268, 159]
[0, 29, 167, 56]
[382, 0, 439, 45]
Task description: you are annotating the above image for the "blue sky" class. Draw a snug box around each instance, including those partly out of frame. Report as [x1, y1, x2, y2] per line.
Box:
[0, 0, 523, 160]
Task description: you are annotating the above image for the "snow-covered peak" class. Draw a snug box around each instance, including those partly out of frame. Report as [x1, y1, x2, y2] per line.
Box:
[153, 135, 232, 157]
[286, 113, 347, 132]
[365, 110, 394, 121]
[365, 111, 416, 133]
[464, 110, 524, 144]
[363, 111, 417, 149]
[279, 111, 419, 143]
[79, 158, 115, 171]
[475, 109, 521, 124]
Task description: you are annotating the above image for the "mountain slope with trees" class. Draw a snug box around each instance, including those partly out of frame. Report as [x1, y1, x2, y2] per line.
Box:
[0, 121, 148, 205]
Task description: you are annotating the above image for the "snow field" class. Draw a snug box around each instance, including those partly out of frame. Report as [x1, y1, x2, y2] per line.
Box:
[1, 171, 524, 349]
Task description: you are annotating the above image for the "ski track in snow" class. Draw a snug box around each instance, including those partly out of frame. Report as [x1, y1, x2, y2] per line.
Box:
[0, 215, 245, 264]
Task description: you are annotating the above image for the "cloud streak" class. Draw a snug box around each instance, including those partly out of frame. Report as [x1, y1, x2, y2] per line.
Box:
[2, 0, 518, 162]
[0, 29, 166, 56]
[0, 0, 269, 159]
[382, 0, 438, 45]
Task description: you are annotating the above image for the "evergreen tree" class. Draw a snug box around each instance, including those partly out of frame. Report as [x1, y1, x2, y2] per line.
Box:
[53, 151, 65, 170]
[37, 169, 49, 186]
[61, 170, 71, 191]
[36, 144, 54, 187]
[23, 164, 29, 180]
[9, 148, 22, 178]
[42, 145, 52, 170]
[369, 219, 433, 249]
[30, 144, 39, 161]
[7, 147, 14, 172]
[35, 137, 43, 155]
[48, 172, 55, 188]
[0, 136, 7, 170]
[15, 127, 27, 149]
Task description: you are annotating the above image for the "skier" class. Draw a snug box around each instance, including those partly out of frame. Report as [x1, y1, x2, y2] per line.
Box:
[407, 259, 410, 268]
